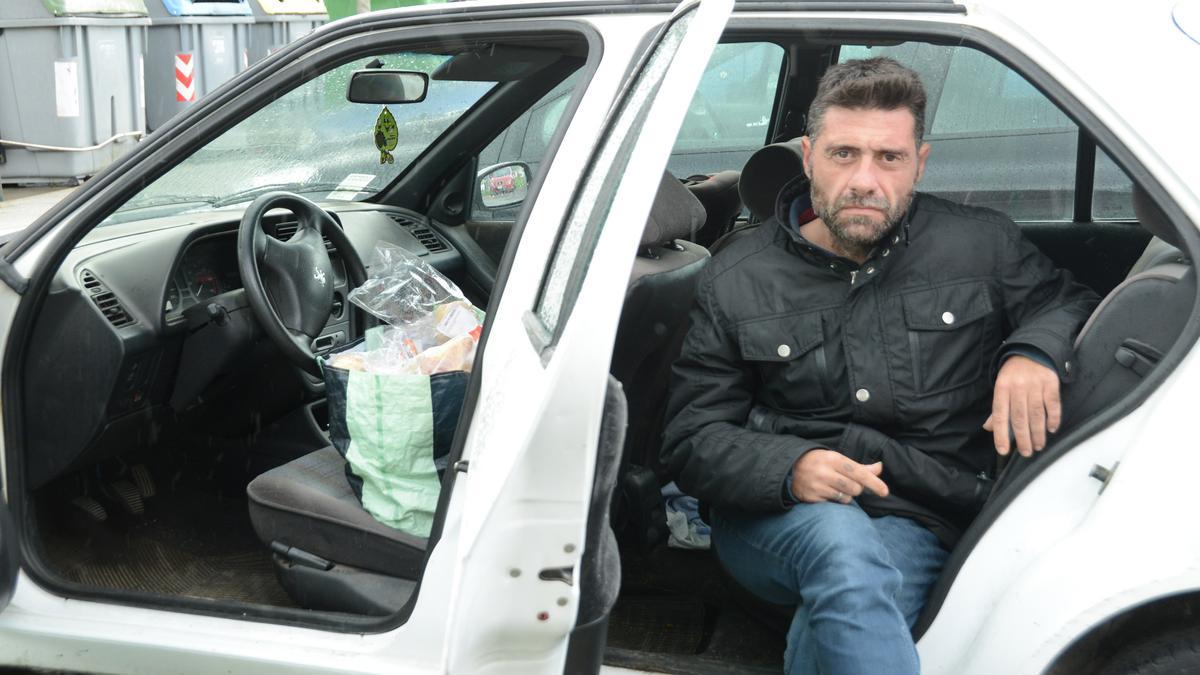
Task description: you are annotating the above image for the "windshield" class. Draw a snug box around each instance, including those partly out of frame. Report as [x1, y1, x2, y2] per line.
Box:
[105, 53, 496, 225]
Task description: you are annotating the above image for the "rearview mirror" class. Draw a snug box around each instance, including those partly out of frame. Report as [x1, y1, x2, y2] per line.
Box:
[478, 162, 531, 210]
[346, 70, 429, 104]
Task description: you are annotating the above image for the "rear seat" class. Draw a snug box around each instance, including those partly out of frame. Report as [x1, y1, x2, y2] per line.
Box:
[682, 170, 743, 247]
[1060, 187, 1195, 427]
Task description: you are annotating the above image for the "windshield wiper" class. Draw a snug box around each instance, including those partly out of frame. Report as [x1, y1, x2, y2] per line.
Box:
[116, 194, 218, 211]
[210, 183, 380, 208]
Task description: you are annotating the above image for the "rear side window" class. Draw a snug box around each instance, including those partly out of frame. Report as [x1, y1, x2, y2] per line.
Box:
[839, 44, 1078, 221]
[1094, 148, 1135, 220]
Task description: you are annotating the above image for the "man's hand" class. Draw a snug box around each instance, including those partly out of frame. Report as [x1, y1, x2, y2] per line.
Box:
[983, 354, 1062, 457]
[791, 449, 890, 504]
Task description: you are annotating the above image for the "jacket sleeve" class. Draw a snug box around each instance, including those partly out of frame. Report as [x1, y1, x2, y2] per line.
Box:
[661, 272, 823, 511]
[838, 424, 993, 515]
[993, 219, 1100, 379]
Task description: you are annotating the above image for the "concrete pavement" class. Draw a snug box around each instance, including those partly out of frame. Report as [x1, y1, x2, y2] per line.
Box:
[0, 186, 77, 236]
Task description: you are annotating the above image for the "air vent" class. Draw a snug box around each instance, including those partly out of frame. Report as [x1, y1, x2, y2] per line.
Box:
[272, 219, 335, 253]
[387, 213, 420, 228]
[79, 269, 135, 328]
[411, 227, 449, 253]
[385, 212, 448, 254]
[273, 220, 299, 241]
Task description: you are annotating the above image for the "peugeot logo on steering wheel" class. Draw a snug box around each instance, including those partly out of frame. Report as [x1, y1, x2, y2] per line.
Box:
[313, 267, 327, 287]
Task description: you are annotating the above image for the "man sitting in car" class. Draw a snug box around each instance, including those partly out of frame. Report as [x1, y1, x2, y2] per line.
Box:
[662, 57, 1099, 675]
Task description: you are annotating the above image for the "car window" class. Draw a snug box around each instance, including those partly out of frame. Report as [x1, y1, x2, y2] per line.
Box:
[1094, 148, 1135, 220]
[472, 40, 783, 229]
[535, 11, 697, 342]
[839, 44, 1079, 221]
[666, 41, 784, 179]
[105, 53, 496, 225]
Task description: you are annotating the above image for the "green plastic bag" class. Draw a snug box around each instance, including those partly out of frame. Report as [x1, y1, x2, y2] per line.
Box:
[323, 351, 468, 538]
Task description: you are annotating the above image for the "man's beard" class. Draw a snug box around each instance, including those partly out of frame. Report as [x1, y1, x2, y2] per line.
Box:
[810, 180, 913, 260]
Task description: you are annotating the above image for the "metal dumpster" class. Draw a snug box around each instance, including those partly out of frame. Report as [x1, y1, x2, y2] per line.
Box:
[0, 0, 149, 185]
[247, 0, 326, 65]
[145, 0, 253, 130]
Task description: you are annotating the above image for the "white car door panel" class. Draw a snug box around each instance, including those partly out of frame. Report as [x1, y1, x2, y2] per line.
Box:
[442, 1, 732, 672]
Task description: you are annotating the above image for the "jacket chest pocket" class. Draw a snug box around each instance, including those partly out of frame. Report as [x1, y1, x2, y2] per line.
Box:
[738, 311, 832, 411]
[902, 281, 996, 396]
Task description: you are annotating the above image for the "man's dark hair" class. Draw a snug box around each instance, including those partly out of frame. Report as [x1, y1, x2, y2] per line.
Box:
[806, 56, 927, 146]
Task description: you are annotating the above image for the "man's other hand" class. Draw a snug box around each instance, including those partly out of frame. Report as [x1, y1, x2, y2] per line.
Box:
[983, 354, 1062, 457]
[791, 449, 890, 504]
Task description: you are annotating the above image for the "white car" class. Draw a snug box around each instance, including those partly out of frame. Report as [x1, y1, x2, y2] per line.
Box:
[1, 0, 1199, 673]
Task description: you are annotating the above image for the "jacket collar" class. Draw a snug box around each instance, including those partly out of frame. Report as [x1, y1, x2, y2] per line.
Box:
[771, 172, 916, 257]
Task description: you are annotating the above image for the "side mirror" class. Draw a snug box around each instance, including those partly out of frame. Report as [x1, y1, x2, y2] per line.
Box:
[346, 70, 429, 104]
[0, 500, 18, 612]
[477, 162, 531, 210]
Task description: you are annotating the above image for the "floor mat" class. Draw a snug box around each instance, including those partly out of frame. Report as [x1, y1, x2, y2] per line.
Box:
[610, 544, 786, 671]
[38, 488, 295, 607]
[607, 594, 709, 654]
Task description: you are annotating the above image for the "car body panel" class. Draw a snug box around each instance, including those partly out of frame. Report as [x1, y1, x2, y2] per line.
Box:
[0, 0, 1198, 673]
[443, 1, 732, 670]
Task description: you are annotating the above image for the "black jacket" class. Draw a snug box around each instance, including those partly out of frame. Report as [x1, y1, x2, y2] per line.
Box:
[661, 176, 1100, 547]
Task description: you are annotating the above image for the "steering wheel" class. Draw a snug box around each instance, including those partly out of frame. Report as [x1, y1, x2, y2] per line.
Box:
[237, 192, 368, 377]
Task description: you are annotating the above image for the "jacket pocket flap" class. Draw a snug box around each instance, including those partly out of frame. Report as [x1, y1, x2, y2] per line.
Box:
[901, 281, 994, 331]
[738, 312, 824, 361]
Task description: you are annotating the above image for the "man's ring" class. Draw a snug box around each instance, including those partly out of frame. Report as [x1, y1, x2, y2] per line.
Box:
[835, 491, 845, 502]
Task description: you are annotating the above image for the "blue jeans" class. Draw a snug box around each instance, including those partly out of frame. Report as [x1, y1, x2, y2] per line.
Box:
[711, 502, 948, 675]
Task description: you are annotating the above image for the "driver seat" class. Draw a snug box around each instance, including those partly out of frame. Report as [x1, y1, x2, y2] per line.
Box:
[246, 446, 424, 614]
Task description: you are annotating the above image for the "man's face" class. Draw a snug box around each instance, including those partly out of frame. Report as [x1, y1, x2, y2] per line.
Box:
[800, 106, 930, 256]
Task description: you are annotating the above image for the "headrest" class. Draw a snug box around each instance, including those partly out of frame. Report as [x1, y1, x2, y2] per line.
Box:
[684, 170, 740, 201]
[739, 140, 806, 222]
[1132, 185, 1182, 249]
[641, 171, 706, 248]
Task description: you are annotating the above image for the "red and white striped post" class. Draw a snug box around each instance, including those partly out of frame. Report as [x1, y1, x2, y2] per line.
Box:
[175, 53, 196, 103]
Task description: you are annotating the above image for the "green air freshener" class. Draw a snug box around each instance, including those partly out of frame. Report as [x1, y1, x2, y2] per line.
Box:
[374, 107, 399, 165]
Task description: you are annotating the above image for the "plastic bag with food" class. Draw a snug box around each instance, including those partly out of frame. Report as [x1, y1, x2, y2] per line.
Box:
[347, 242, 467, 327]
[320, 242, 484, 537]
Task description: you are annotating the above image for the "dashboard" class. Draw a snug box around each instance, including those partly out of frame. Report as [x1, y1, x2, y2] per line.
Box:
[24, 203, 465, 489]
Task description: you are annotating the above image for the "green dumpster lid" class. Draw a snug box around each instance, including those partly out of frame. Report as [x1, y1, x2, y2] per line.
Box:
[254, 0, 325, 15]
[42, 0, 149, 15]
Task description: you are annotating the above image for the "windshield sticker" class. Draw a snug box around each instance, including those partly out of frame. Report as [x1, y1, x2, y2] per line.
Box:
[328, 173, 377, 201]
[375, 107, 399, 164]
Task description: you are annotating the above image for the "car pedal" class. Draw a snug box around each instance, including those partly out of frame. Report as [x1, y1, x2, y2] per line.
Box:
[130, 464, 156, 498]
[71, 496, 108, 522]
[106, 480, 145, 515]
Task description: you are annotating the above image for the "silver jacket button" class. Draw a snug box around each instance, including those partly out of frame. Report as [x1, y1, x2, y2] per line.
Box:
[777, 344, 792, 358]
[942, 311, 956, 325]
[855, 388, 870, 402]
